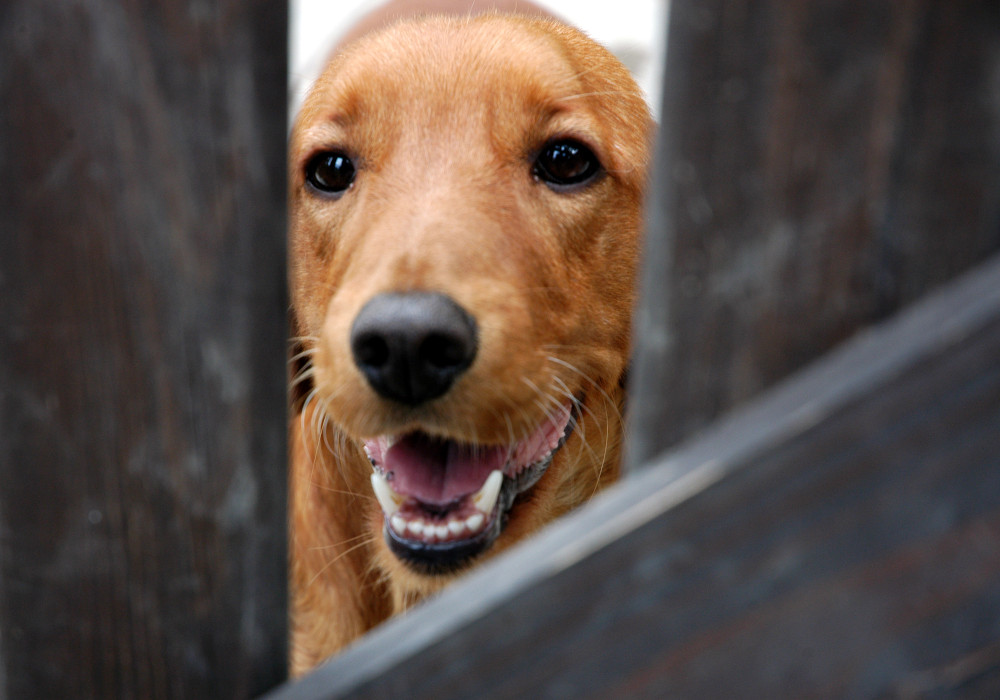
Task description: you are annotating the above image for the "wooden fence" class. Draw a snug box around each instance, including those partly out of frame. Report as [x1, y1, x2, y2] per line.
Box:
[1, 2, 289, 697]
[2, 1, 999, 698]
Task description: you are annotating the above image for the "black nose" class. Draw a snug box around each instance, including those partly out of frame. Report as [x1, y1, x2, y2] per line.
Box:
[350, 292, 478, 406]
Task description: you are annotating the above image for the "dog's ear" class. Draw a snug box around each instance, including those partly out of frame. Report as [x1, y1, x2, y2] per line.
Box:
[288, 310, 314, 415]
[619, 362, 631, 391]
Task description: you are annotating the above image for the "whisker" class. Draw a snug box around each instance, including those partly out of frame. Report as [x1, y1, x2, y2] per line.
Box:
[288, 345, 319, 365]
[290, 366, 317, 390]
[503, 410, 517, 452]
[561, 89, 637, 101]
[307, 534, 378, 587]
[309, 531, 372, 550]
[545, 357, 625, 497]
[298, 386, 320, 453]
[309, 481, 375, 499]
[520, 376, 561, 425]
[546, 356, 621, 416]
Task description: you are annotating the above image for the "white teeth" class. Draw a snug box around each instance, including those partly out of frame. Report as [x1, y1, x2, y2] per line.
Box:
[370, 472, 402, 516]
[472, 469, 503, 514]
[374, 467, 501, 543]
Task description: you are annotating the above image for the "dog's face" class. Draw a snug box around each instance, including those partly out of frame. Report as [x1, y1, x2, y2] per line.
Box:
[290, 15, 650, 594]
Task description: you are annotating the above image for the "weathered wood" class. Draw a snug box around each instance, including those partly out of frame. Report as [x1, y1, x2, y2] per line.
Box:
[265, 252, 1000, 697]
[629, 0, 1000, 466]
[0, 2, 288, 697]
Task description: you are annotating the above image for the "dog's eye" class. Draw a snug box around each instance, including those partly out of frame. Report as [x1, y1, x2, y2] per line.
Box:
[533, 139, 601, 189]
[305, 151, 356, 195]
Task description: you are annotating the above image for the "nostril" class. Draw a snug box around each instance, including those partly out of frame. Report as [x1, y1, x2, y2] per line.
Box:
[421, 332, 470, 369]
[354, 333, 390, 368]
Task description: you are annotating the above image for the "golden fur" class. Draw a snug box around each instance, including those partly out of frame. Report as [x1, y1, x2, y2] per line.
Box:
[288, 9, 651, 675]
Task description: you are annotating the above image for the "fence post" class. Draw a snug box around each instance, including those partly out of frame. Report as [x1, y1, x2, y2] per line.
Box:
[629, 0, 1000, 469]
[0, 2, 289, 696]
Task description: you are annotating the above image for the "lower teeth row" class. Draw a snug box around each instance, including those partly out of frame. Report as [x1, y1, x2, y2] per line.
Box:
[389, 512, 486, 543]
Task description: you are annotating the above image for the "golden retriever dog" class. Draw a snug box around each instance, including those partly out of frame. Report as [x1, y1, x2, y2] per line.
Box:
[288, 0, 652, 675]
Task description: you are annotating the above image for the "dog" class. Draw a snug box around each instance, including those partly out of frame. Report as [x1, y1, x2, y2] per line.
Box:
[287, 2, 652, 675]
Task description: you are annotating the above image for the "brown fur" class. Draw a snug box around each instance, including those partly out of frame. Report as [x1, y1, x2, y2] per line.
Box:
[288, 8, 652, 675]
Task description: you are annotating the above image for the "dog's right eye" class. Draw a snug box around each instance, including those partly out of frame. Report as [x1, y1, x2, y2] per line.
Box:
[533, 139, 602, 190]
[305, 151, 356, 195]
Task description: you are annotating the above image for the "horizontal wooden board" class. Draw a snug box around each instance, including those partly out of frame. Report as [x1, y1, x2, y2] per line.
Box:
[269, 254, 1000, 698]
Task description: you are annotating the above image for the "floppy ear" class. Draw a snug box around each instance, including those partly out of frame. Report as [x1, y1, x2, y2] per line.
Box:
[288, 309, 314, 415]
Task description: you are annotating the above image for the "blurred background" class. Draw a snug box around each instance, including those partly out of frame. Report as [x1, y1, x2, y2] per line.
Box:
[288, 0, 668, 120]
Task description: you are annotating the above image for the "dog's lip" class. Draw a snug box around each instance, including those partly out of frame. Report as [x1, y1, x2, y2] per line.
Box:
[363, 401, 576, 564]
[363, 402, 574, 504]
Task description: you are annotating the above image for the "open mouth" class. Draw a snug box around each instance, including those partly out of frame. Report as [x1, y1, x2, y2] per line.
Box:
[364, 402, 576, 574]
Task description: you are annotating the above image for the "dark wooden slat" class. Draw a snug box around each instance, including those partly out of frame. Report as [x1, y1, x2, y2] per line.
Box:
[0, 2, 288, 697]
[628, 0, 1000, 466]
[268, 253, 1000, 698]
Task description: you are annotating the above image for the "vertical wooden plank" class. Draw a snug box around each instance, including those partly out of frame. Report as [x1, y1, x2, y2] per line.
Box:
[0, 1, 288, 697]
[629, 0, 1000, 467]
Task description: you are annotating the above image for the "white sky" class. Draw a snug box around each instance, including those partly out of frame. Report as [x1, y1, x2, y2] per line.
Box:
[289, 1, 668, 120]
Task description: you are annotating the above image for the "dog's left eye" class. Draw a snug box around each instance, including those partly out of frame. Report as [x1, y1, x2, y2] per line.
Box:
[533, 139, 602, 189]
[305, 151, 356, 195]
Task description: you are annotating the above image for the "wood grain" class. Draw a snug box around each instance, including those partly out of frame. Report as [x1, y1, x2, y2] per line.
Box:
[0, 1, 288, 697]
[628, 0, 1000, 467]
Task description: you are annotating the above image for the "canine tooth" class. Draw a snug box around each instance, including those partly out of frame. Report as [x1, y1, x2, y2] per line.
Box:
[466, 513, 484, 532]
[390, 514, 406, 534]
[408, 520, 425, 536]
[370, 472, 402, 516]
[448, 519, 466, 535]
[379, 435, 399, 452]
[472, 470, 503, 513]
[433, 524, 449, 539]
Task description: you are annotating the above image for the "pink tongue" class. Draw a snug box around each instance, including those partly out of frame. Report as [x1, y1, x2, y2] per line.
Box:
[384, 434, 509, 506]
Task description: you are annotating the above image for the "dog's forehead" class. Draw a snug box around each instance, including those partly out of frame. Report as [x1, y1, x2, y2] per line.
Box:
[310, 17, 592, 126]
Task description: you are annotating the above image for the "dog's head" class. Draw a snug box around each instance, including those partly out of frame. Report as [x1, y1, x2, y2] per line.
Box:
[290, 14, 651, 591]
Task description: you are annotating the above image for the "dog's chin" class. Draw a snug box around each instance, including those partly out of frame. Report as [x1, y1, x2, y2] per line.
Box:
[364, 401, 577, 576]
